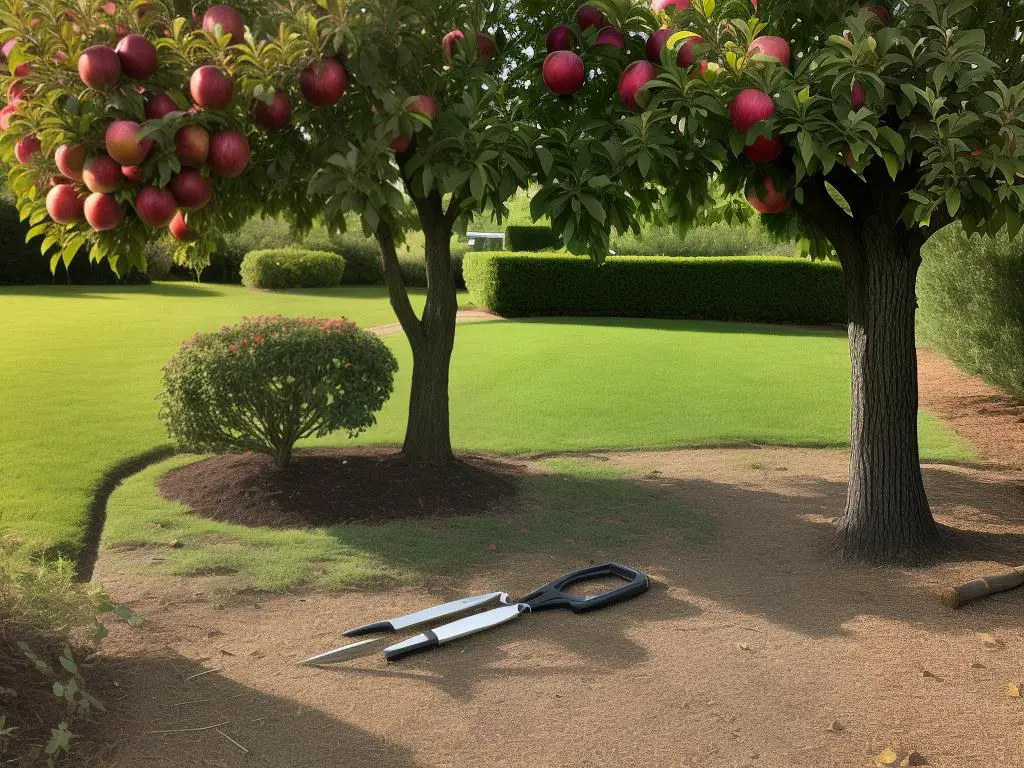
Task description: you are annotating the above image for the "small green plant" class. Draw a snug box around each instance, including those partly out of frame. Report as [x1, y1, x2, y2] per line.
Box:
[240, 249, 347, 290]
[159, 316, 398, 468]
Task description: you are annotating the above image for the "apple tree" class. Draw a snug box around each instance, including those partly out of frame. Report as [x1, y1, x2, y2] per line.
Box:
[522, 0, 1024, 562]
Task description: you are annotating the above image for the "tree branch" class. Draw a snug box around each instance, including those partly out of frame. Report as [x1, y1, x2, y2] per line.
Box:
[375, 222, 423, 343]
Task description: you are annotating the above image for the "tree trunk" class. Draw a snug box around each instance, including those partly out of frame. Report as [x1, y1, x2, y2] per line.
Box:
[402, 214, 457, 463]
[835, 213, 940, 562]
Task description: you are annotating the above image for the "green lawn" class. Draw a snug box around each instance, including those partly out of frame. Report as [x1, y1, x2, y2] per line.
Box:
[0, 284, 973, 559]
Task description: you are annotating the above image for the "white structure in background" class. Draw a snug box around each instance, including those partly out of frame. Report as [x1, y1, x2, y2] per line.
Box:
[465, 231, 505, 251]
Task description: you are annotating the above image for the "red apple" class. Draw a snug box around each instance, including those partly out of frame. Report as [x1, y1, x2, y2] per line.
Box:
[84, 192, 124, 230]
[442, 29, 465, 65]
[867, 5, 891, 24]
[546, 24, 573, 52]
[203, 4, 245, 44]
[169, 168, 212, 209]
[595, 27, 625, 49]
[851, 81, 867, 109]
[115, 34, 158, 79]
[174, 124, 210, 167]
[299, 59, 347, 106]
[145, 91, 180, 119]
[390, 136, 411, 153]
[542, 51, 585, 96]
[77, 45, 121, 89]
[575, 5, 605, 30]
[618, 60, 657, 111]
[475, 33, 497, 65]
[746, 175, 788, 214]
[744, 134, 783, 163]
[748, 35, 791, 68]
[730, 88, 775, 132]
[101, 2, 116, 15]
[189, 65, 233, 110]
[12, 63, 30, 78]
[53, 50, 69, 64]
[0, 104, 17, 132]
[82, 155, 124, 193]
[169, 211, 196, 241]
[208, 130, 250, 177]
[1, 38, 18, 61]
[105, 120, 153, 166]
[7, 80, 27, 103]
[646, 27, 675, 63]
[55, 144, 87, 180]
[651, 0, 690, 11]
[406, 94, 438, 120]
[45, 184, 84, 223]
[14, 134, 40, 164]
[677, 35, 704, 67]
[121, 164, 144, 182]
[251, 89, 292, 129]
[135, 185, 177, 227]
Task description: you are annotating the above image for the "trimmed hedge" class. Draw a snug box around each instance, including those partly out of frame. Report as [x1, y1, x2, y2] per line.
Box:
[505, 225, 559, 251]
[919, 227, 1024, 397]
[240, 249, 346, 290]
[463, 252, 846, 324]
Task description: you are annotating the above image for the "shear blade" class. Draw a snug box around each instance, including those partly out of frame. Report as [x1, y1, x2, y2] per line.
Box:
[299, 636, 383, 666]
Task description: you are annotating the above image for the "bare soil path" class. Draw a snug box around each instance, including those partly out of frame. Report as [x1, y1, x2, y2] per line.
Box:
[367, 308, 500, 337]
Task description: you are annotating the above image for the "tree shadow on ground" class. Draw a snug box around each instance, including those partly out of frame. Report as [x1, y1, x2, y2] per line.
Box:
[510, 315, 848, 339]
[97, 654, 425, 768]
[0, 282, 222, 299]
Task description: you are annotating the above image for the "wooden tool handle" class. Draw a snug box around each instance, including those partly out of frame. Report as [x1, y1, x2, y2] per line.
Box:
[940, 566, 1024, 609]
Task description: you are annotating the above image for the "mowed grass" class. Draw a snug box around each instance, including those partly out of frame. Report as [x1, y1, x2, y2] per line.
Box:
[0, 286, 973, 558]
[102, 456, 712, 592]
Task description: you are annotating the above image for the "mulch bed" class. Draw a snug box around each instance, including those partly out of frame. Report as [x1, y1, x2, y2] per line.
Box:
[158, 448, 523, 528]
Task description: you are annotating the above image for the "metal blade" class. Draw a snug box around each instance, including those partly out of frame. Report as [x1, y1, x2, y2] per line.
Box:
[343, 591, 508, 636]
[299, 637, 383, 666]
[383, 604, 528, 661]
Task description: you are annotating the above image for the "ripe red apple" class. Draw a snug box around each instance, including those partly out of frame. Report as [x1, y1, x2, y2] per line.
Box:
[646, 27, 675, 63]
[7, 80, 27, 102]
[55, 144, 87, 180]
[84, 192, 124, 230]
[121, 164, 144, 182]
[203, 4, 245, 44]
[748, 35, 791, 68]
[618, 60, 657, 111]
[390, 136, 411, 153]
[475, 33, 497, 65]
[746, 175, 788, 214]
[115, 34, 157, 79]
[575, 5, 605, 30]
[174, 124, 210, 167]
[105, 120, 153, 166]
[14, 134, 40, 164]
[169, 211, 196, 241]
[299, 59, 347, 106]
[730, 88, 775, 132]
[12, 62, 30, 78]
[0, 104, 17, 132]
[169, 168, 212, 209]
[46, 184, 84, 224]
[82, 155, 124, 193]
[744, 134, 783, 163]
[145, 91, 180, 119]
[546, 24, 573, 52]
[101, 2, 115, 15]
[651, 0, 690, 11]
[542, 51, 585, 96]
[77, 45, 121, 89]
[442, 29, 465, 65]
[135, 185, 177, 227]
[189, 65, 233, 110]
[677, 35, 704, 67]
[851, 81, 867, 109]
[867, 5, 891, 24]
[406, 94, 438, 120]
[595, 27, 625, 49]
[208, 130, 250, 177]
[251, 89, 292, 129]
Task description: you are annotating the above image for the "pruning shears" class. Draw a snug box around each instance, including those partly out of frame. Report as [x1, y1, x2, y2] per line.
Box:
[300, 562, 650, 665]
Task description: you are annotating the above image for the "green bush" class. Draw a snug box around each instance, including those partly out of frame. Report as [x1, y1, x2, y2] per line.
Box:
[919, 227, 1024, 397]
[240, 249, 346, 290]
[159, 315, 398, 467]
[463, 252, 845, 324]
[610, 221, 794, 257]
[505, 225, 558, 251]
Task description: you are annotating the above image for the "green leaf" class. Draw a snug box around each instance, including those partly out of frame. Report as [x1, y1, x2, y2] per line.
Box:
[946, 188, 961, 216]
[536, 147, 553, 176]
[580, 195, 605, 224]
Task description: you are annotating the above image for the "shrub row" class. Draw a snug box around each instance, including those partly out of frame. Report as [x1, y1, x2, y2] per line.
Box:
[240, 249, 346, 290]
[463, 252, 846, 325]
[505, 225, 559, 251]
[918, 226, 1024, 397]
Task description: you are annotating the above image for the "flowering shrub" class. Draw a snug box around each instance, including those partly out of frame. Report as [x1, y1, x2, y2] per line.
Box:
[159, 316, 397, 467]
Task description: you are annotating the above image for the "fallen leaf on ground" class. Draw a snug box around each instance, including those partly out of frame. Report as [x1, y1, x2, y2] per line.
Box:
[901, 751, 928, 766]
[970, 662, 986, 669]
[737, 642, 752, 652]
[1007, 683, 1022, 698]
[826, 720, 845, 732]
[921, 669, 944, 681]
[873, 747, 899, 766]
[979, 632, 1004, 648]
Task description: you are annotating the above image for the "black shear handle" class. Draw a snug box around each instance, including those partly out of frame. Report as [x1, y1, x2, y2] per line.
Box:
[517, 562, 649, 613]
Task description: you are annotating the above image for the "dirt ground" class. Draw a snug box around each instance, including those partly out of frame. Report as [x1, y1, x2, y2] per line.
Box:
[91, 350, 1024, 768]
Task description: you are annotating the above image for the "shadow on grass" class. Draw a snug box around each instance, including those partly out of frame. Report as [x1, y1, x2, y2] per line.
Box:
[505, 315, 848, 339]
[0, 282, 223, 299]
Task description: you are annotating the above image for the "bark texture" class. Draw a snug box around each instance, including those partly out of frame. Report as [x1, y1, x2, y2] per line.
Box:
[798, 165, 940, 563]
